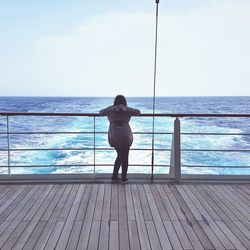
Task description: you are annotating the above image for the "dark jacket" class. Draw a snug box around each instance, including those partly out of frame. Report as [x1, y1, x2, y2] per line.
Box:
[99, 104, 141, 148]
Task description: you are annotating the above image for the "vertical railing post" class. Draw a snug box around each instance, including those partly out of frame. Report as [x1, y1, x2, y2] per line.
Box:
[7, 116, 11, 176]
[93, 116, 96, 180]
[170, 117, 181, 181]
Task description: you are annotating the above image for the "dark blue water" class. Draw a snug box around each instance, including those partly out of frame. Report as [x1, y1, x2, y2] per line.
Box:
[0, 96, 249, 175]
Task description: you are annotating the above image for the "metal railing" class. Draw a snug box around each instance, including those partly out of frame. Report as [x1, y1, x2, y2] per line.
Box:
[0, 112, 249, 181]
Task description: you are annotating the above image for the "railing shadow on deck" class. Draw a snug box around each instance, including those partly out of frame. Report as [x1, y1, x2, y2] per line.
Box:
[0, 112, 249, 183]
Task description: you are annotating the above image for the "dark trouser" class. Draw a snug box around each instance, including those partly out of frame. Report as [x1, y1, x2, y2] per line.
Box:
[112, 148, 129, 180]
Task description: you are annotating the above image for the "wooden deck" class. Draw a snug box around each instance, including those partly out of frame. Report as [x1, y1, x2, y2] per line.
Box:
[0, 183, 249, 250]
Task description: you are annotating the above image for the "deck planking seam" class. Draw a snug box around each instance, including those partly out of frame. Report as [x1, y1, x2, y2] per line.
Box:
[207, 185, 244, 221]
[48, 184, 81, 249]
[169, 185, 214, 250]
[8, 185, 54, 249]
[22, 185, 64, 249]
[0, 185, 47, 249]
[98, 184, 111, 250]
[145, 184, 172, 249]
[215, 185, 249, 221]
[220, 185, 250, 212]
[77, 184, 99, 249]
[35, 184, 74, 249]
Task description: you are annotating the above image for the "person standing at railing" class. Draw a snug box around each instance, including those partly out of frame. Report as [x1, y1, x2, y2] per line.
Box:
[99, 95, 141, 184]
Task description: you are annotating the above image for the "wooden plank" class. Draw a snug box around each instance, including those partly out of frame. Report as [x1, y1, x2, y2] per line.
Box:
[163, 185, 186, 221]
[118, 185, 130, 250]
[188, 185, 221, 221]
[176, 185, 203, 221]
[39, 184, 67, 221]
[47, 184, 73, 223]
[137, 184, 153, 221]
[110, 184, 118, 221]
[206, 185, 244, 221]
[215, 185, 249, 221]
[154, 220, 172, 250]
[76, 184, 92, 221]
[180, 221, 204, 250]
[88, 220, 101, 250]
[77, 185, 98, 249]
[56, 185, 86, 249]
[125, 184, 135, 221]
[208, 221, 235, 250]
[131, 184, 151, 250]
[164, 220, 183, 250]
[66, 221, 82, 250]
[195, 185, 230, 221]
[216, 221, 247, 250]
[128, 220, 140, 250]
[181, 185, 213, 222]
[77, 220, 92, 250]
[150, 184, 170, 221]
[23, 184, 53, 221]
[156, 184, 178, 221]
[98, 220, 110, 250]
[0, 185, 20, 206]
[224, 220, 250, 249]
[0, 185, 13, 201]
[144, 185, 172, 249]
[101, 184, 111, 221]
[198, 221, 224, 250]
[0, 221, 22, 249]
[2, 185, 41, 223]
[1, 221, 29, 250]
[226, 185, 250, 204]
[119, 221, 130, 250]
[83, 184, 98, 221]
[118, 185, 127, 221]
[0, 185, 28, 220]
[58, 184, 79, 222]
[45, 221, 65, 249]
[56, 185, 85, 249]
[172, 220, 193, 250]
[238, 185, 250, 199]
[233, 220, 250, 240]
[169, 185, 214, 250]
[146, 221, 162, 250]
[34, 221, 55, 250]
[26, 184, 62, 222]
[93, 184, 105, 221]
[0, 186, 40, 238]
[21, 221, 47, 250]
[109, 221, 119, 250]
[220, 185, 249, 215]
[143, 184, 161, 221]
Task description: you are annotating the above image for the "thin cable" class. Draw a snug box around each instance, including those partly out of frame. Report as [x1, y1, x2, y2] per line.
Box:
[151, 0, 159, 180]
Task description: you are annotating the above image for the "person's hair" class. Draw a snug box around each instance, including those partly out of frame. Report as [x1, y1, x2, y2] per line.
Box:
[114, 95, 127, 106]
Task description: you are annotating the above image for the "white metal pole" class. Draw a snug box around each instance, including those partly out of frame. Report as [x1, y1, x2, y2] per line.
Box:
[151, 0, 160, 180]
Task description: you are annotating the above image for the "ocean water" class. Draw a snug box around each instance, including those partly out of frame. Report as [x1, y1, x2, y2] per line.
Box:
[0, 96, 249, 175]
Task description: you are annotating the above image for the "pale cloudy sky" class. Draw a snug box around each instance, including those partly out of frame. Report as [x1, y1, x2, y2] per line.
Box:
[0, 0, 249, 96]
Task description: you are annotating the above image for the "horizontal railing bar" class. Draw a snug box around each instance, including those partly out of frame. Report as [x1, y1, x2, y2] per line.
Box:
[3, 148, 172, 151]
[182, 149, 250, 152]
[2, 131, 250, 136]
[2, 164, 170, 168]
[181, 133, 250, 136]
[1, 148, 248, 152]
[1, 131, 173, 135]
[0, 112, 250, 117]
[182, 165, 250, 168]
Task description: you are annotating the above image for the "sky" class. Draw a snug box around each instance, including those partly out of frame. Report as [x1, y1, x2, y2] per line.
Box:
[0, 0, 249, 97]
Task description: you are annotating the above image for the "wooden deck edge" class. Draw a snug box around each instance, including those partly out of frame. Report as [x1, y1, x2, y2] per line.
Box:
[0, 174, 249, 184]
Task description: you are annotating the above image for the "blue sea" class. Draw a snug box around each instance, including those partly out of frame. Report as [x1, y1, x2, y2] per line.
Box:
[0, 96, 249, 175]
